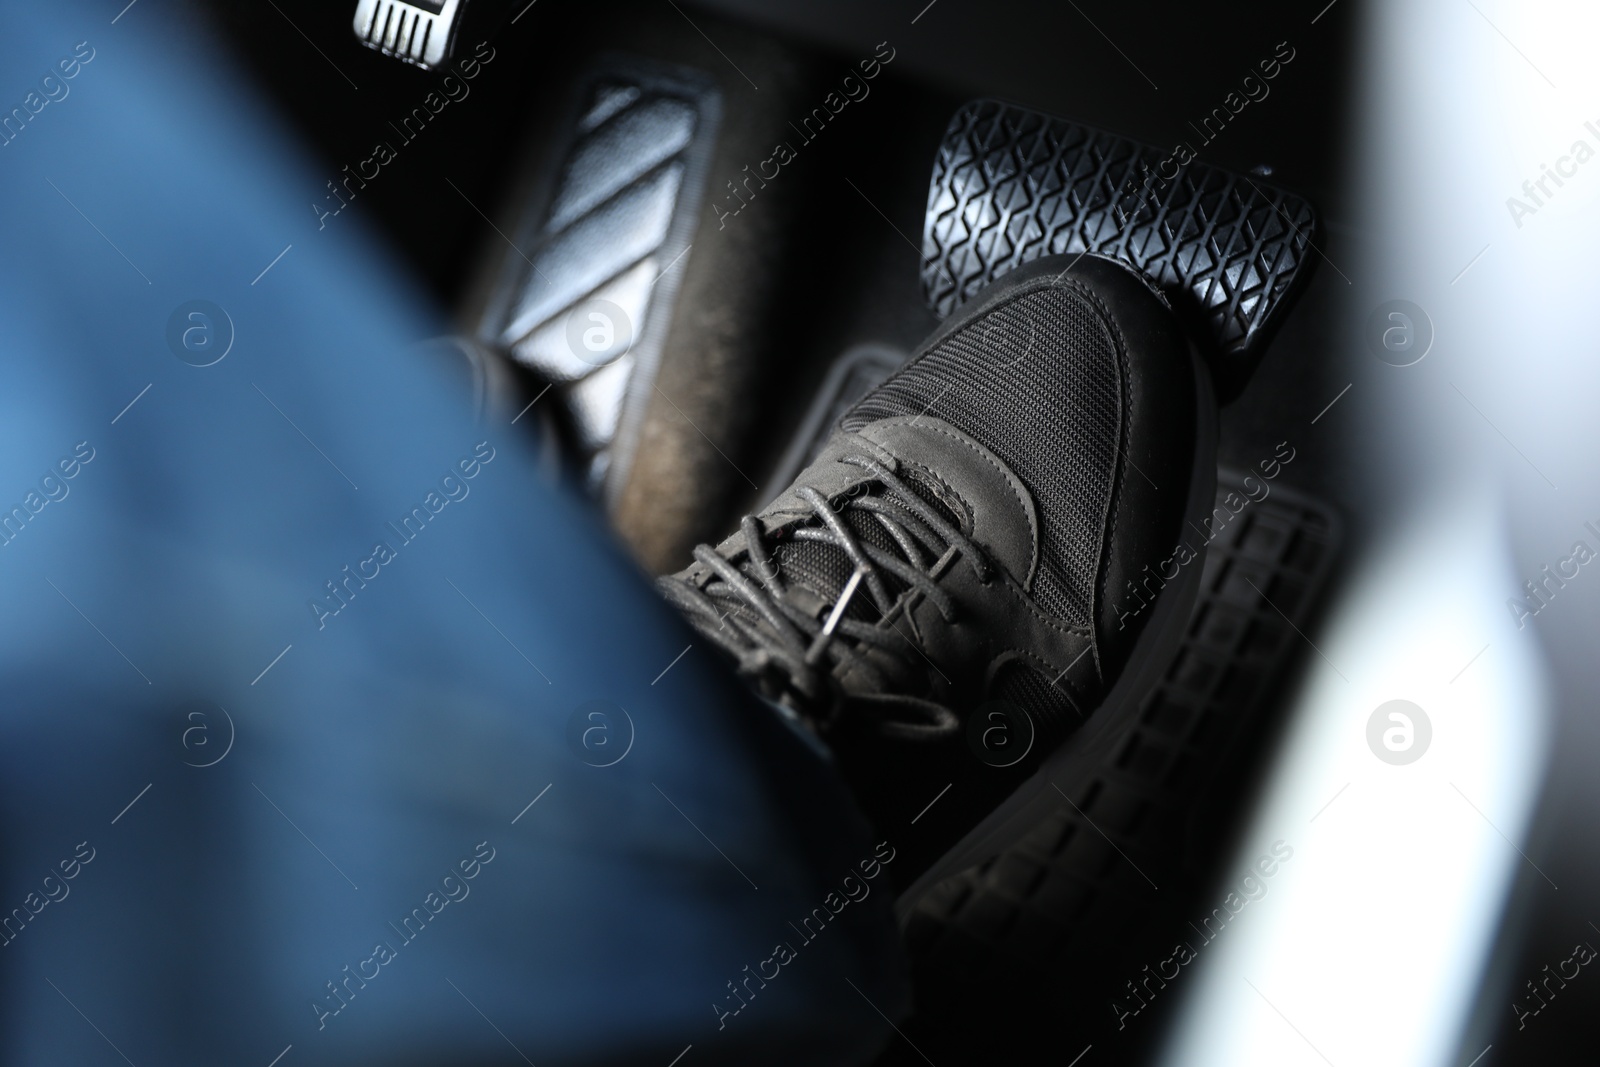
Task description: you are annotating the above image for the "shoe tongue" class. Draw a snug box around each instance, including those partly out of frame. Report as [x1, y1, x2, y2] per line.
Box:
[769, 513, 895, 622]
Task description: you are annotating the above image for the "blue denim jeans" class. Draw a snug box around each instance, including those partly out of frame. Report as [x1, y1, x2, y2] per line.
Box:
[0, 3, 906, 1063]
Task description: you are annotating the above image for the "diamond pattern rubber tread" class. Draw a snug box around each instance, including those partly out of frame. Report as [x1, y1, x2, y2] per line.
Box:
[921, 101, 1319, 400]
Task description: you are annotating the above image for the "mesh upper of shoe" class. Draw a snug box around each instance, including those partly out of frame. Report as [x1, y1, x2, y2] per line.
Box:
[711, 473, 967, 634]
[841, 281, 1125, 631]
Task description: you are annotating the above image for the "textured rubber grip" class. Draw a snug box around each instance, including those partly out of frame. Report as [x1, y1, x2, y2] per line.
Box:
[921, 100, 1319, 400]
[900, 471, 1340, 1022]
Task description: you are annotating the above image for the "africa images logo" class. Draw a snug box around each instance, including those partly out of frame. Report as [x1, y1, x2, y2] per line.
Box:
[1111, 840, 1293, 1031]
[711, 42, 896, 229]
[713, 842, 896, 1030]
[308, 442, 496, 630]
[1504, 119, 1600, 229]
[313, 841, 496, 1030]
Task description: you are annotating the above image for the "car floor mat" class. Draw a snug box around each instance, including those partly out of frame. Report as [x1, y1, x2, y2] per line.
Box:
[880, 470, 1341, 1064]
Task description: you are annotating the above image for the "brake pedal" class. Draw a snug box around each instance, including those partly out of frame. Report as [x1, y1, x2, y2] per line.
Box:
[470, 58, 721, 503]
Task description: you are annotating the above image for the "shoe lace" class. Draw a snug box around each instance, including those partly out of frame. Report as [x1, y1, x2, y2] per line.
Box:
[657, 453, 993, 736]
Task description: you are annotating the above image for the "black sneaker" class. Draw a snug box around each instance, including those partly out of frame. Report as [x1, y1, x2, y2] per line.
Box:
[658, 254, 1217, 901]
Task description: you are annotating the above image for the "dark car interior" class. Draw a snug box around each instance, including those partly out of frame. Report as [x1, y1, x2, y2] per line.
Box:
[184, 1, 1599, 1062]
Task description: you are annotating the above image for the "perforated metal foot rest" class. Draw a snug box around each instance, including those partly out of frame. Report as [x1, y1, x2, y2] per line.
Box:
[921, 101, 1319, 400]
[898, 470, 1339, 991]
